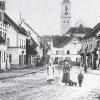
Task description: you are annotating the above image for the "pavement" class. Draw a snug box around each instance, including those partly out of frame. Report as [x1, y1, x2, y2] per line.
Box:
[0, 66, 47, 80]
[0, 65, 100, 100]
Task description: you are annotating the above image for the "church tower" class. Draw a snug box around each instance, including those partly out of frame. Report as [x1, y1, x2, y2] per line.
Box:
[61, 0, 71, 35]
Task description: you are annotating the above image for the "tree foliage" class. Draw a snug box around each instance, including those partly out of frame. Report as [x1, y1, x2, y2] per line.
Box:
[40, 41, 50, 63]
[26, 39, 37, 56]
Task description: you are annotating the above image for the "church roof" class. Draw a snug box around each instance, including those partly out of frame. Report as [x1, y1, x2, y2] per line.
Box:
[66, 24, 92, 35]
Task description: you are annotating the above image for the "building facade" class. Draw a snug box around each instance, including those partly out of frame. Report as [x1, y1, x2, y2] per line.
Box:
[0, 1, 8, 70]
[42, 35, 82, 65]
[4, 13, 27, 69]
[80, 23, 100, 70]
[51, 36, 81, 64]
[18, 20, 41, 67]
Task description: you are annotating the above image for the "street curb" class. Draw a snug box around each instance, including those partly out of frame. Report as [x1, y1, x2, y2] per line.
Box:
[0, 67, 47, 80]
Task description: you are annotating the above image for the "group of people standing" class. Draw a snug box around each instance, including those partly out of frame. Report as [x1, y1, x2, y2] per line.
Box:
[46, 59, 84, 87]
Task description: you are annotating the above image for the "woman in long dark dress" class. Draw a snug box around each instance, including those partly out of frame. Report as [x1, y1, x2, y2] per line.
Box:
[62, 61, 71, 85]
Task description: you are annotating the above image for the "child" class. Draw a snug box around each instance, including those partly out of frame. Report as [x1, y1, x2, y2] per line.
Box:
[47, 60, 54, 84]
[78, 70, 84, 87]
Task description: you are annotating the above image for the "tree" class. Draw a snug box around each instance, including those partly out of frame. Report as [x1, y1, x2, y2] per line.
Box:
[26, 38, 38, 64]
[40, 41, 50, 64]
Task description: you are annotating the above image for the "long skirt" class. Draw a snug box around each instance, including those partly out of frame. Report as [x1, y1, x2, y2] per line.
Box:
[62, 72, 70, 83]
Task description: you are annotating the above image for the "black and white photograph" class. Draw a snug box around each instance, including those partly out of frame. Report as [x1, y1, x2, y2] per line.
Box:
[0, 0, 100, 100]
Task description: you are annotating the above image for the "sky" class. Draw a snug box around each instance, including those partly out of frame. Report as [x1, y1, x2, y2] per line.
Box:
[5, 0, 100, 36]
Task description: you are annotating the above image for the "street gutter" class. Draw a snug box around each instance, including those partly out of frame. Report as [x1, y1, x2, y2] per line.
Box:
[0, 67, 47, 80]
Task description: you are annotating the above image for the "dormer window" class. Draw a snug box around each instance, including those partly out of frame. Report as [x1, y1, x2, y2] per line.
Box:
[73, 39, 77, 44]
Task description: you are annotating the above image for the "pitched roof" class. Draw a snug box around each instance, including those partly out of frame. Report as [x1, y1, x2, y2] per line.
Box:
[52, 35, 69, 48]
[58, 35, 82, 48]
[66, 24, 92, 35]
[41, 35, 73, 48]
[83, 23, 100, 39]
[4, 13, 27, 36]
[57, 36, 73, 48]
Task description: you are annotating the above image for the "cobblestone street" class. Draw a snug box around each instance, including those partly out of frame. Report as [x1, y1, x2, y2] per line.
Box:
[0, 66, 100, 100]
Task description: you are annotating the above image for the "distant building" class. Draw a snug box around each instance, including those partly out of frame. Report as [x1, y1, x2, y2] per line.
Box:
[52, 36, 82, 63]
[18, 19, 42, 67]
[41, 35, 82, 64]
[61, 0, 71, 35]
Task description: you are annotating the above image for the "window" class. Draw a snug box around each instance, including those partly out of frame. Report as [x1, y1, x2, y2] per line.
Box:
[3, 32, 4, 38]
[5, 33, 6, 42]
[67, 50, 70, 54]
[0, 31, 2, 36]
[0, 12, 1, 21]
[20, 39, 21, 47]
[24, 55, 26, 65]
[9, 54, 12, 62]
[91, 44, 92, 49]
[7, 38, 10, 47]
[65, 12, 68, 15]
[22, 40, 23, 48]
[76, 58, 78, 62]
[73, 39, 77, 44]
[19, 55, 21, 65]
[56, 51, 58, 55]
[2, 52, 3, 62]
[97, 41, 99, 48]
[3, 32, 6, 42]
[4, 52, 5, 62]
[24, 40, 26, 48]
